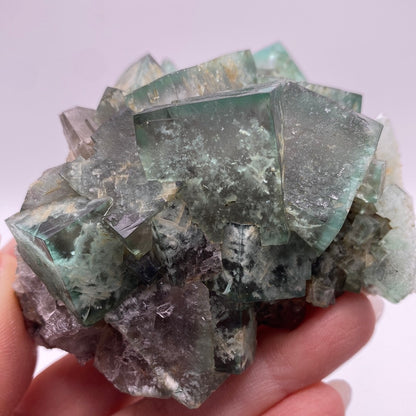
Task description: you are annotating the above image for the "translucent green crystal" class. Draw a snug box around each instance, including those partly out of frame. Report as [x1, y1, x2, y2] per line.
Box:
[276, 82, 383, 252]
[151, 200, 222, 285]
[211, 224, 315, 302]
[115, 54, 165, 94]
[254, 42, 305, 82]
[60, 109, 178, 256]
[94, 87, 127, 126]
[7, 197, 141, 325]
[364, 185, 416, 302]
[376, 115, 403, 187]
[60, 106, 97, 160]
[300, 82, 362, 112]
[308, 199, 391, 306]
[356, 159, 386, 203]
[21, 165, 79, 211]
[161, 58, 177, 74]
[126, 50, 257, 112]
[135, 90, 287, 246]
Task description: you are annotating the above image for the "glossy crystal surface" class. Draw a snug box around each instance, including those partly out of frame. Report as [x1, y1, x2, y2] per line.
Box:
[7, 42, 416, 409]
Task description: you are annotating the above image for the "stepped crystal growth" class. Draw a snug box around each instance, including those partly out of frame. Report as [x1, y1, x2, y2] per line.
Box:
[7, 42, 416, 408]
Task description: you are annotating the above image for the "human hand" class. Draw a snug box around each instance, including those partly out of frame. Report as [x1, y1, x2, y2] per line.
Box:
[0, 239, 380, 416]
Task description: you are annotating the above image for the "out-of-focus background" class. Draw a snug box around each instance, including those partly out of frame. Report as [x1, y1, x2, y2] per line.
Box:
[1, 1, 415, 414]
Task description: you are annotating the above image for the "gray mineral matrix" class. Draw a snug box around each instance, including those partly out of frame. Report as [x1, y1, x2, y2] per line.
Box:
[7, 42, 416, 408]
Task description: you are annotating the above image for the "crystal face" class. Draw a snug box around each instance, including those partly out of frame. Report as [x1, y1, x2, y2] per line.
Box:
[6, 42, 416, 409]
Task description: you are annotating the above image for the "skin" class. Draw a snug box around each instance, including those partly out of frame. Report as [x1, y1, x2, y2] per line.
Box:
[0, 239, 377, 416]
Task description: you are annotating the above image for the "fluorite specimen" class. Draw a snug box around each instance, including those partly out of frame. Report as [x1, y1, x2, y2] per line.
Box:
[7, 42, 416, 408]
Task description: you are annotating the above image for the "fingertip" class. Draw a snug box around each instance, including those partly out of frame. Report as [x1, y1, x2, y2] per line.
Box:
[262, 382, 346, 416]
[1, 239, 17, 257]
[327, 379, 352, 410]
[366, 294, 384, 322]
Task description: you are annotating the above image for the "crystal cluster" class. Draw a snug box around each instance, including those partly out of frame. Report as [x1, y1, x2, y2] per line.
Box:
[7, 43, 416, 408]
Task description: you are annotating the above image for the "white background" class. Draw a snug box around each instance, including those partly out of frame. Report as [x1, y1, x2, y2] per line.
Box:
[0, 1, 415, 414]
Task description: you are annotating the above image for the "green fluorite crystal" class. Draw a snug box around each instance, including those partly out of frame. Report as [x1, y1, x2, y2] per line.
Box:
[254, 42, 305, 82]
[7, 197, 140, 325]
[115, 54, 165, 94]
[6, 42, 416, 409]
[135, 88, 287, 246]
[365, 184, 416, 301]
[126, 50, 257, 112]
[277, 82, 382, 252]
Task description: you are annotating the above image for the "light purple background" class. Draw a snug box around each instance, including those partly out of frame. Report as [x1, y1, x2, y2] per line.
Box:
[1, 1, 415, 414]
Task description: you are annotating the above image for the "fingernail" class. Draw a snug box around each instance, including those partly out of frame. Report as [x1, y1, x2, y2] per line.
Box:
[367, 294, 384, 321]
[328, 379, 352, 410]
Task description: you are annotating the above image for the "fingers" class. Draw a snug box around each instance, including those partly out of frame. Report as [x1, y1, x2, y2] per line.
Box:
[15, 355, 132, 416]
[112, 292, 375, 416]
[366, 294, 384, 321]
[0, 253, 37, 416]
[327, 379, 352, 410]
[252, 292, 374, 403]
[2, 238, 16, 257]
[261, 382, 347, 416]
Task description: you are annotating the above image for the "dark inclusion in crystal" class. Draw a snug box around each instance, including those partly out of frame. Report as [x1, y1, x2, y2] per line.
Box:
[6, 42, 416, 408]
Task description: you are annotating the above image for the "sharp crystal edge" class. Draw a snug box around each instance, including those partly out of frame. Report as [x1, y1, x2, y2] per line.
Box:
[6, 42, 416, 409]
